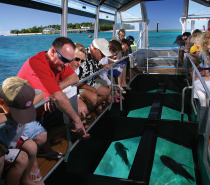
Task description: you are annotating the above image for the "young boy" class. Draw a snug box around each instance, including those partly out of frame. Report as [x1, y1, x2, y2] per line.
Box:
[0, 76, 44, 185]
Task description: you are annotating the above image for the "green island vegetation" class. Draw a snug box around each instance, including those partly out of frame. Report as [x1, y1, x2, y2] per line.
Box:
[10, 22, 135, 34]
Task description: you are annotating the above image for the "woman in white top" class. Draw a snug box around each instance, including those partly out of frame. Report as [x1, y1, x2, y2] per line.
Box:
[69, 43, 95, 125]
[194, 32, 210, 98]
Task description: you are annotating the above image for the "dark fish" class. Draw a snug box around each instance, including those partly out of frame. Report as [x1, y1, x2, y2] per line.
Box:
[160, 155, 195, 183]
[115, 142, 131, 168]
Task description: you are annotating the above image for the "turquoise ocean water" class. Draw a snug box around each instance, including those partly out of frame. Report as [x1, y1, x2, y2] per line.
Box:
[0, 30, 181, 84]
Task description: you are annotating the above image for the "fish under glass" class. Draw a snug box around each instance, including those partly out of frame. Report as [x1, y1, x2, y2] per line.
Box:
[94, 136, 141, 179]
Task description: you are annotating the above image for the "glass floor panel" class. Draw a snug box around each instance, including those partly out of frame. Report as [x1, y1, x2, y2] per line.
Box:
[161, 106, 188, 121]
[147, 89, 177, 93]
[127, 106, 188, 121]
[127, 106, 151, 118]
[94, 136, 141, 179]
[150, 137, 195, 185]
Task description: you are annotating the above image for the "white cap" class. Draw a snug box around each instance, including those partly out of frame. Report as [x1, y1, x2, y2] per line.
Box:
[92, 38, 112, 57]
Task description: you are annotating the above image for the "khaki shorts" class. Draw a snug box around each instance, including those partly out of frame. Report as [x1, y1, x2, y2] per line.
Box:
[79, 83, 102, 95]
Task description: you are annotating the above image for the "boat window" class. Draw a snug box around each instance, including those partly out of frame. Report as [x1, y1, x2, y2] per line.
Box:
[100, 6, 115, 15]
[185, 19, 209, 32]
[68, 0, 96, 15]
[188, 0, 210, 18]
[120, 4, 142, 23]
[31, 0, 61, 7]
[184, 0, 210, 32]
[99, 12, 114, 22]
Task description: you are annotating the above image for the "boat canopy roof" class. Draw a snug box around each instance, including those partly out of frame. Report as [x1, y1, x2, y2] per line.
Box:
[0, 0, 157, 24]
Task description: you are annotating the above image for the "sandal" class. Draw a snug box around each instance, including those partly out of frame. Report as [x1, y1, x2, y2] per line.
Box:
[85, 114, 95, 123]
[114, 95, 125, 100]
[95, 106, 103, 115]
[83, 120, 90, 129]
[37, 150, 62, 159]
[102, 101, 107, 109]
[30, 169, 42, 181]
[113, 96, 120, 103]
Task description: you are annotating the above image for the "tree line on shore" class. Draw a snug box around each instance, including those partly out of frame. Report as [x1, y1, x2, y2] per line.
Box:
[10, 22, 135, 34]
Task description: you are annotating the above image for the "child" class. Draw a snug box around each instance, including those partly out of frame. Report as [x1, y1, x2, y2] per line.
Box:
[0, 76, 44, 185]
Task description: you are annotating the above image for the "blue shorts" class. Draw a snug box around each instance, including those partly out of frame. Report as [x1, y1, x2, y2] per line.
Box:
[108, 61, 127, 77]
[23, 120, 46, 140]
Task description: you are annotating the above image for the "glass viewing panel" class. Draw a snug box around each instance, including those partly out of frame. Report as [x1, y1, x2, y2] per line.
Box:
[150, 137, 196, 185]
[94, 136, 141, 179]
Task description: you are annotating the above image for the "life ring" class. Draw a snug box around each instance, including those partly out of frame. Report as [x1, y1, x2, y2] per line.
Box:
[208, 20, 210, 31]
[88, 35, 92, 38]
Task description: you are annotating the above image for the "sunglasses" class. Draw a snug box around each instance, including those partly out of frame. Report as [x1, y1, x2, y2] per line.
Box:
[98, 49, 105, 58]
[183, 37, 188, 41]
[74, 57, 85, 63]
[56, 50, 73, 63]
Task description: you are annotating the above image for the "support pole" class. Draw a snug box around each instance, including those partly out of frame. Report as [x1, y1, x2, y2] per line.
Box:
[94, 6, 100, 39]
[113, 10, 117, 38]
[61, 0, 68, 37]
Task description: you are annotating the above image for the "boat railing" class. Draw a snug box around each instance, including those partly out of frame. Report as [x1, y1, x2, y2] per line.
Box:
[184, 56, 210, 183]
[136, 26, 147, 50]
[181, 56, 210, 117]
[0, 50, 137, 168]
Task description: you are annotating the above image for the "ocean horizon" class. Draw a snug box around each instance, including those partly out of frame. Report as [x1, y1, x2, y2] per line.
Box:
[0, 30, 181, 84]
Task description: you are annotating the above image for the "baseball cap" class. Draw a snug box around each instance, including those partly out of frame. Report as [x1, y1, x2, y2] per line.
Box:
[190, 45, 200, 54]
[173, 35, 183, 44]
[0, 76, 36, 124]
[126, 36, 134, 45]
[92, 38, 112, 57]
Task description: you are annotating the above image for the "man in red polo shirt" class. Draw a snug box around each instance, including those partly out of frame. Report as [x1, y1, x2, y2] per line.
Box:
[17, 37, 89, 140]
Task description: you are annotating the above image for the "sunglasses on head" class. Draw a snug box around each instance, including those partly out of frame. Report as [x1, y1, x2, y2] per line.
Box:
[74, 57, 85, 63]
[56, 50, 73, 63]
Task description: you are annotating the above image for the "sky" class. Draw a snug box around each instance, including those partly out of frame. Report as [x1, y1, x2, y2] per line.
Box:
[0, 0, 184, 35]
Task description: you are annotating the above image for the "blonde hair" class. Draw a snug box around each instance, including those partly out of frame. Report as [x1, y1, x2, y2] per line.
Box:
[74, 43, 87, 58]
[199, 32, 210, 63]
[191, 33, 203, 44]
[118, 29, 126, 36]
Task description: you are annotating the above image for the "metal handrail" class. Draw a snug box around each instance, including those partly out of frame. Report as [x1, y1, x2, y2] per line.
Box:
[136, 27, 147, 50]
[0, 52, 132, 129]
[188, 56, 210, 103]
[181, 56, 210, 120]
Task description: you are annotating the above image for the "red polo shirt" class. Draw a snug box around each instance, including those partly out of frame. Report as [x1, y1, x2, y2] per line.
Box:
[17, 51, 74, 99]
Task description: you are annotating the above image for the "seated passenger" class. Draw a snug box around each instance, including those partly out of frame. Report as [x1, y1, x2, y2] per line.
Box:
[187, 29, 203, 67]
[98, 40, 123, 101]
[118, 29, 126, 41]
[69, 43, 95, 125]
[182, 32, 194, 54]
[194, 32, 210, 98]
[78, 38, 111, 115]
[173, 35, 185, 66]
[0, 76, 45, 185]
[17, 37, 90, 148]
